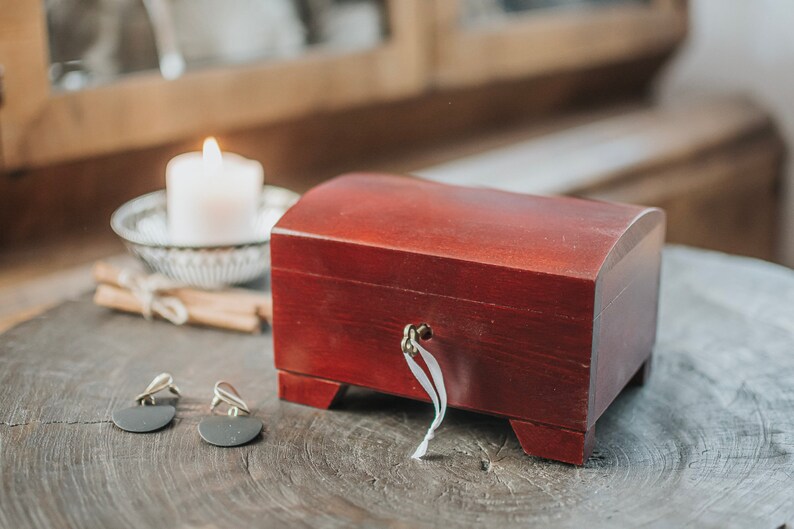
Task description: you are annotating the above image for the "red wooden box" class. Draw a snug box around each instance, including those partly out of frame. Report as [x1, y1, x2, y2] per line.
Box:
[271, 173, 665, 465]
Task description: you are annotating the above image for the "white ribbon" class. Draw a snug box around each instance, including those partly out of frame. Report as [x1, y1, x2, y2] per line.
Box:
[403, 338, 447, 460]
[117, 269, 189, 325]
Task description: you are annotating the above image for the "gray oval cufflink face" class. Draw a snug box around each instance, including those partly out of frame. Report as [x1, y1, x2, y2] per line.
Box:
[112, 405, 176, 433]
[198, 415, 263, 447]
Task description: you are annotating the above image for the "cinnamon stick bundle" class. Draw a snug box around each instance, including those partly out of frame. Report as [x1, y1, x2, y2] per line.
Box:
[92, 261, 272, 334]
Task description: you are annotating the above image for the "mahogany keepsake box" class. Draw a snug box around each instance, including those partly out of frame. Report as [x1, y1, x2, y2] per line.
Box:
[271, 173, 665, 465]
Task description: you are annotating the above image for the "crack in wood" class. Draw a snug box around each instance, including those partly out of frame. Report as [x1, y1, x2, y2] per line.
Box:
[0, 419, 113, 428]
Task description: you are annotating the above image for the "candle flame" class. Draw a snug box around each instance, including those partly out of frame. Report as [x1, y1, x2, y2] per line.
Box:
[202, 137, 223, 176]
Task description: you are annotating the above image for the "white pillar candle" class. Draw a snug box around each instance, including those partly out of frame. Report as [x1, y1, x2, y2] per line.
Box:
[167, 138, 264, 246]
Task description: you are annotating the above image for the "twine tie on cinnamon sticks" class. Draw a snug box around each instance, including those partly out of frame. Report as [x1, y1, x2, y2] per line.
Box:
[116, 269, 189, 325]
[93, 261, 271, 333]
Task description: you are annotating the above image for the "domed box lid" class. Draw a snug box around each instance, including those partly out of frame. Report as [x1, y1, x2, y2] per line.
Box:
[271, 172, 664, 322]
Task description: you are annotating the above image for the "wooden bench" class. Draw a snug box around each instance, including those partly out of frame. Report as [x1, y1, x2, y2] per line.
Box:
[416, 97, 784, 261]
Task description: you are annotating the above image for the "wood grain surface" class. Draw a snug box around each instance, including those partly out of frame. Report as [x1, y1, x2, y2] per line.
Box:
[0, 246, 792, 528]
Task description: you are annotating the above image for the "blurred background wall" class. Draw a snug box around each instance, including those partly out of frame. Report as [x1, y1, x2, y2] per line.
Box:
[658, 0, 794, 266]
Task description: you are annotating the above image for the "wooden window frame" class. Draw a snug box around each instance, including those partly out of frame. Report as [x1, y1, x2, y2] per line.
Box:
[432, 0, 687, 88]
[0, 0, 428, 171]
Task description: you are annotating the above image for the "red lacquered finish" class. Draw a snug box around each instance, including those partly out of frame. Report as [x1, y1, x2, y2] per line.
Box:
[271, 173, 665, 465]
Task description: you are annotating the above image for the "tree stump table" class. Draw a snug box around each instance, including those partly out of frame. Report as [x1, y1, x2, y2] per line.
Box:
[0, 246, 792, 528]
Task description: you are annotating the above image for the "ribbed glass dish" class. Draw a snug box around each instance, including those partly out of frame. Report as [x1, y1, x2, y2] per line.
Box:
[110, 186, 300, 288]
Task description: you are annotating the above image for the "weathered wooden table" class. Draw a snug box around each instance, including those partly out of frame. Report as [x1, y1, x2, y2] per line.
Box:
[1, 247, 792, 528]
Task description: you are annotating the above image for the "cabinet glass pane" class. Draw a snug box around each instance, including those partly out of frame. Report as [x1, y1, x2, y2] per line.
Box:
[462, 0, 651, 26]
[46, 0, 388, 91]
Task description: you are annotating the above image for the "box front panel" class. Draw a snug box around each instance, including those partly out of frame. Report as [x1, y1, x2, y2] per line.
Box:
[270, 233, 595, 319]
[272, 268, 594, 431]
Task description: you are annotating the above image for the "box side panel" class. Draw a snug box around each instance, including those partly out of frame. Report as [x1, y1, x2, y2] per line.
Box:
[271, 267, 594, 431]
[589, 222, 664, 425]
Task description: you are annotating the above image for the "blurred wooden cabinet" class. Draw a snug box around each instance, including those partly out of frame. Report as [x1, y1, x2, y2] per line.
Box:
[0, 0, 688, 172]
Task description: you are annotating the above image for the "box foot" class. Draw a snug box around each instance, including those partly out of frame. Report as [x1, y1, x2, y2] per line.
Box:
[509, 419, 595, 465]
[629, 356, 653, 387]
[277, 370, 348, 409]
